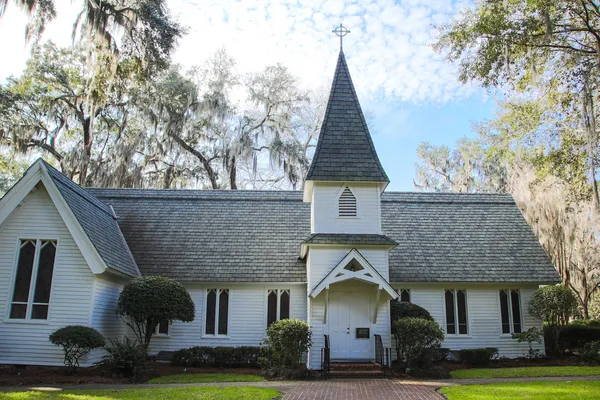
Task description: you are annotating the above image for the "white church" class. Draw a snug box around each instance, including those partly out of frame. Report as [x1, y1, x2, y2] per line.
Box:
[0, 49, 560, 370]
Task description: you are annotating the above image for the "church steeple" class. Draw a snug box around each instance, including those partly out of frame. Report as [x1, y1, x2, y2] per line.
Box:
[304, 50, 389, 194]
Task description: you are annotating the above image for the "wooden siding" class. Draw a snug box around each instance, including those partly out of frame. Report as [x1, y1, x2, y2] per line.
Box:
[148, 283, 307, 354]
[406, 285, 543, 358]
[0, 185, 96, 366]
[88, 274, 130, 364]
[312, 183, 381, 234]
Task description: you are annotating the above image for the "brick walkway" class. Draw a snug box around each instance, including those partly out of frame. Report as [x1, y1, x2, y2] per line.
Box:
[283, 380, 444, 400]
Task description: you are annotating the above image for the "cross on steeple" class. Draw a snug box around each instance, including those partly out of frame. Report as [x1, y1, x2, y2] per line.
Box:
[332, 23, 350, 51]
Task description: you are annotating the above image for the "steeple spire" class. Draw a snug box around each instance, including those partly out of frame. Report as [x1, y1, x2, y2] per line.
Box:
[305, 50, 389, 184]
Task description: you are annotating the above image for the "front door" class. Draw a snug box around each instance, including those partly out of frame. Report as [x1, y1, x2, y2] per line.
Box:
[329, 291, 373, 360]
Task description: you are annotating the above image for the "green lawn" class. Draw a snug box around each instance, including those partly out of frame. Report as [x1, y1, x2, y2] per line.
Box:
[450, 366, 600, 379]
[441, 380, 600, 400]
[147, 373, 264, 384]
[0, 387, 278, 400]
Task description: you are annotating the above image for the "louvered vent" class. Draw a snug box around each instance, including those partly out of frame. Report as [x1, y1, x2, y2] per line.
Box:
[339, 187, 357, 217]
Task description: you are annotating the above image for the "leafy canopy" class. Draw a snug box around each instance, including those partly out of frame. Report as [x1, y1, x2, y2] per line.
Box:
[49, 325, 105, 373]
[117, 276, 195, 346]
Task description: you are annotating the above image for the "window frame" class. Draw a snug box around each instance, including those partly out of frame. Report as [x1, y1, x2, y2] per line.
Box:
[499, 289, 523, 335]
[265, 289, 291, 329]
[7, 238, 59, 322]
[336, 185, 359, 219]
[444, 289, 469, 336]
[154, 320, 170, 337]
[203, 288, 230, 337]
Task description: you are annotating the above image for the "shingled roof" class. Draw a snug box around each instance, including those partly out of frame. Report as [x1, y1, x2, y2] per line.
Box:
[85, 188, 559, 284]
[305, 51, 389, 183]
[44, 163, 140, 277]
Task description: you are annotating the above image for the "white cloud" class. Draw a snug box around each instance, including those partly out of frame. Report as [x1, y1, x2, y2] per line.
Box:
[0, 0, 478, 105]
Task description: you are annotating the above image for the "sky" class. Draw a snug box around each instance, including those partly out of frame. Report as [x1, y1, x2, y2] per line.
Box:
[0, 0, 494, 191]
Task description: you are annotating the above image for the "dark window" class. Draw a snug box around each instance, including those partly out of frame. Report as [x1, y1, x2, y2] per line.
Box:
[511, 290, 522, 334]
[11, 240, 56, 320]
[500, 290, 511, 334]
[267, 289, 291, 327]
[158, 320, 169, 335]
[280, 290, 290, 320]
[267, 291, 278, 327]
[445, 289, 468, 335]
[218, 289, 229, 335]
[457, 290, 468, 334]
[399, 289, 410, 303]
[499, 289, 522, 334]
[205, 289, 216, 335]
[445, 290, 456, 335]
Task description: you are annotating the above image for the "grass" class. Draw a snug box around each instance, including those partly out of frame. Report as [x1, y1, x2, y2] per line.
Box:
[0, 387, 279, 400]
[147, 373, 264, 384]
[441, 380, 600, 400]
[450, 365, 600, 379]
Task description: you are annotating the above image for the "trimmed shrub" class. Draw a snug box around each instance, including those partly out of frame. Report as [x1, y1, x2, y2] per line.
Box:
[49, 325, 105, 374]
[581, 341, 600, 363]
[394, 317, 445, 369]
[260, 319, 311, 378]
[391, 301, 433, 325]
[437, 348, 451, 362]
[172, 346, 261, 367]
[98, 337, 153, 382]
[529, 286, 578, 357]
[558, 324, 600, 352]
[457, 348, 499, 365]
[117, 276, 195, 347]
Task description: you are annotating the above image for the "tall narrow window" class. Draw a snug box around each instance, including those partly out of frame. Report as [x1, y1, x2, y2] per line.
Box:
[445, 289, 468, 335]
[398, 289, 411, 303]
[338, 187, 357, 217]
[267, 289, 291, 327]
[205, 289, 229, 336]
[500, 289, 522, 334]
[10, 239, 57, 320]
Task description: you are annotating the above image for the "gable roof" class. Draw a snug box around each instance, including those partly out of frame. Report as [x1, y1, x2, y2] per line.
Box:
[0, 160, 139, 278]
[44, 163, 140, 277]
[301, 233, 398, 258]
[305, 51, 388, 183]
[87, 188, 559, 284]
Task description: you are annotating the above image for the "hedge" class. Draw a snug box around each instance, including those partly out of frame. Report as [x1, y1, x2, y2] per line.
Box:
[172, 346, 261, 367]
[558, 325, 600, 352]
[457, 348, 499, 365]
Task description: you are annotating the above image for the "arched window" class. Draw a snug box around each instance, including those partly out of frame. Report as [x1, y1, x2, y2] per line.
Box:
[338, 186, 357, 217]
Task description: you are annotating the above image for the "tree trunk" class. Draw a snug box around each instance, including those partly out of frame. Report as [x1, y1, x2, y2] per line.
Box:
[229, 156, 237, 189]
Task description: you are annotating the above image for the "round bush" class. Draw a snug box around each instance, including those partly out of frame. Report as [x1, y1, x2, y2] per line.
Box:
[117, 276, 195, 346]
[49, 325, 105, 373]
[529, 285, 578, 326]
[261, 319, 311, 371]
[391, 301, 433, 322]
[394, 317, 444, 369]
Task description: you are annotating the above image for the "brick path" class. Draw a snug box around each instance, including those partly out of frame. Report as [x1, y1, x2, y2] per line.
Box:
[283, 380, 444, 400]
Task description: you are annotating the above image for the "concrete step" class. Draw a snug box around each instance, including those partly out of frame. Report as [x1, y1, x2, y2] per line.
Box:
[328, 370, 385, 379]
[330, 363, 382, 371]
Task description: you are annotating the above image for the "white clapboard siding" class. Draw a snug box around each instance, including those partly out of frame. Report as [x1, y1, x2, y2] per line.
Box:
[308, 248, 388, 291]
[0, 185, 96, 366]
[407, 285, 543, 358]
[87, 274, 130, 364]
[149, 283, 307, 354]
[312, 183, 381, 234]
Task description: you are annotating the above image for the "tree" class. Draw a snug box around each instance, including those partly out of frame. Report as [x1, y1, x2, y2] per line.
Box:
[414, 137, 509, 193]
[117, 276, 195, 347]
[435, 0, 600, 212]
[0, 0, 182, 78]
[393, 318, 444, 369]
[49, 325, 105, 374]
[0, 43, 149, 186]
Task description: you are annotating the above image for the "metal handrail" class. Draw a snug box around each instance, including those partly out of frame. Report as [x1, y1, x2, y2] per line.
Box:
[321, 334, 331, 379]
[375, 334, 392, 378]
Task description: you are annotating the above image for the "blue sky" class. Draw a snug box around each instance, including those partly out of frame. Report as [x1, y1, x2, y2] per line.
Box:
[0, 0, 494, 191]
